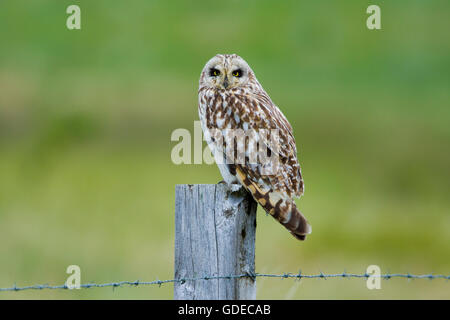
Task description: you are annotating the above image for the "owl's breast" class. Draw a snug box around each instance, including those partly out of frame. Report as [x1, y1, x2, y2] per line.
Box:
[199, 89, 227, 130]
[200, 89, 260, 133]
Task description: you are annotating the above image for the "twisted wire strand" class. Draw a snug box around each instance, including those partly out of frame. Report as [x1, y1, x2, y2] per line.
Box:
[1, 272, 449, 292]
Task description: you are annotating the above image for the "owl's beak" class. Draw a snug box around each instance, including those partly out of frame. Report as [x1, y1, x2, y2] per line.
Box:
[222, 75, 229, 89]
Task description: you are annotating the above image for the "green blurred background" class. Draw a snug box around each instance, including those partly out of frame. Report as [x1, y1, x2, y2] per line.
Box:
[0, 0, 449, 299]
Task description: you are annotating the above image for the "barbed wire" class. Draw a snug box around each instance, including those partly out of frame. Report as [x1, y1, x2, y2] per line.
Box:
[1, 271, 449, 292]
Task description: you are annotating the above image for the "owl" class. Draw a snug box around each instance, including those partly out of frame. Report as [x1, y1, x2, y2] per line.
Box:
[198, 54, 311, 240]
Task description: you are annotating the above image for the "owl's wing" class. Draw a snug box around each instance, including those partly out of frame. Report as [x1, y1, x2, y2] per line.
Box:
[201, 87, 311, 240]
[228, 90, 311, 240]
[230, 90, 304, 198]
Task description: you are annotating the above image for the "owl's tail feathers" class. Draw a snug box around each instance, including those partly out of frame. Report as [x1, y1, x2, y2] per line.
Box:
[261, 195, 311, 241]
[235, 166, 311, 241]
[250, 189, 312, 241]
[282, 202, 311, 241]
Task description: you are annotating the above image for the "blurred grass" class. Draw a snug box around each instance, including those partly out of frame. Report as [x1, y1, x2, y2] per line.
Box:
[0, 0, 449, 299]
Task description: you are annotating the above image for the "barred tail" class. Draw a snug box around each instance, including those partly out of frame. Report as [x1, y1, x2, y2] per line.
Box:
[262, 196, 311, 241]
[235, 166, 312, 241]
[281, 201, 312, 241]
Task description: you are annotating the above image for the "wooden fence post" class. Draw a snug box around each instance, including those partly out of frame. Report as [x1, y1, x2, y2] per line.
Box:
[174, 184, 257, 300]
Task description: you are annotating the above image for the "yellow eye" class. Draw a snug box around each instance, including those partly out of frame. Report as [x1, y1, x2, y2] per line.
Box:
[209, 68, 220, 77]
[232, 69, 243, 78]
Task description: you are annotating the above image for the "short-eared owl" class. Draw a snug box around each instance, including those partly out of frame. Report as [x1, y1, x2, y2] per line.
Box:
[198, 54, 311, 240]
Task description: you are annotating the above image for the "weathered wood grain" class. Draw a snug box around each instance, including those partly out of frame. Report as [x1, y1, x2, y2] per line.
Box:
[174, 184, 257, 300]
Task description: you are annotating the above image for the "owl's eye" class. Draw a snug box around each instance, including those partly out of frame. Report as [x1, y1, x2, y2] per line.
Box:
[232, 69, 243, 77]
[209, 68, 220, 77]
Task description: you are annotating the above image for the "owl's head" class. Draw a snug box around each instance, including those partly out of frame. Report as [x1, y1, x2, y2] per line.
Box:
[199, 54, 254, 90]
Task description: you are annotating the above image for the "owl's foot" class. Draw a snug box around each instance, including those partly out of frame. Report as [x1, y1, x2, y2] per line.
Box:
[229, 183, 243, 193]
[224, 183, 247, 208]
[218, 181, 244, 193]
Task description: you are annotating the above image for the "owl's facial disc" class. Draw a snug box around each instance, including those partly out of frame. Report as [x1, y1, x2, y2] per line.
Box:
[201, 54, 251, 90]
[208, 65, 248, 90]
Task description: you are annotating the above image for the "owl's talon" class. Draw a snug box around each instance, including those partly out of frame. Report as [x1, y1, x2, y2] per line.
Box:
[230, 184, 243, 193]
[218, 181, 243, 193]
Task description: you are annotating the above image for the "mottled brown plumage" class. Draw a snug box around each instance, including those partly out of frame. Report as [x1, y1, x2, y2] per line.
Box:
[198, 54, 311, 240]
